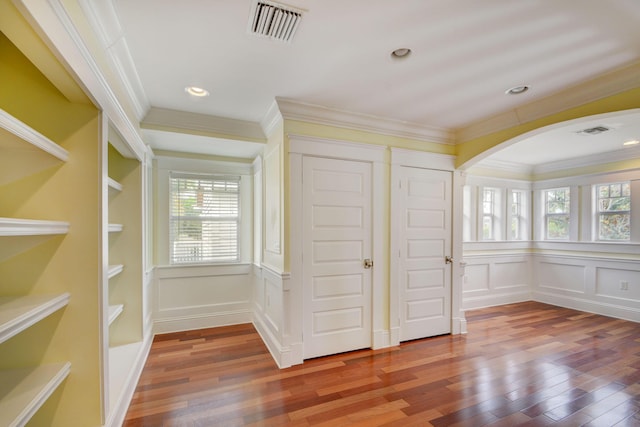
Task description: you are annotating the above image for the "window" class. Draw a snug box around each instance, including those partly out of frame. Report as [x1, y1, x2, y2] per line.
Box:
[511, 190, 524, 240]
[545, 187, 570, 240]
[596, 182, 630, 241]
[482, 188, 496, 240]
[170, 174, 240, 264]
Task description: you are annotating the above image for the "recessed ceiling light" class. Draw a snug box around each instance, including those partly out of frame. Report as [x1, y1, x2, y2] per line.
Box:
[623, 139, 640, 146]
[505, 85, 529, 95]
[185, 86, 210, 97]
[391, 48, 412, 59]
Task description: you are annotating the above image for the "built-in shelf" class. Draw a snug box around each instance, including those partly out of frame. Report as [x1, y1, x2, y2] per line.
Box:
[108, 224, 123, 233]
[108, 304, 124, 325]
[107, 177, 123, 192]
[108, 342, 143, 416]
[107, 264, 124, 279]
[0, 294, 71, 344]
[0, 218, 70, 237]
[0, 362, 71, 427]
[0, 108, 69, 162]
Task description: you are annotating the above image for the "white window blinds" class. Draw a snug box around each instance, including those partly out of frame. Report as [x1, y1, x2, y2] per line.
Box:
[170, 173, 240, 264]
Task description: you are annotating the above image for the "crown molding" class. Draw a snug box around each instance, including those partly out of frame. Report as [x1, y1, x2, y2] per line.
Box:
[142, 107, 266, 143]
[472, 158, 534, 175]
[533, 144, 640, 176]
[78, 0, 149, 120]
[260, 99, 283, 138]
[458, 61, 640, 143]
[15, 0, 147, 160]
[276, 98, 454, 145]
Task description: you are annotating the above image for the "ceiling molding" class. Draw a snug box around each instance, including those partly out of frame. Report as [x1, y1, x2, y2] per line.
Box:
[276, 98, 454, 145]
[458, 61, 640, 143]
[472, 158, 534, 175]
[532, 144, 640, 176]
[78, 0, 150, 120]
[16, 0, 147, 160]
[260, 99, 283, 138]
[142, 107, 267, 143]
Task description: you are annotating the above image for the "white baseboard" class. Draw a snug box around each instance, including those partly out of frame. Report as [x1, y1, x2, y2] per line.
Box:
[153, 309, 252, 334]
[463, 291, 531, 311]
[453, 316, 468, 334]
[533, 291, 640, 323]
[252, 312, 304, 368]
[373, 329, 392, 349]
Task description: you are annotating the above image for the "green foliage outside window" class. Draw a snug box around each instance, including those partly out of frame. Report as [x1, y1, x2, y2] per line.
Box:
[597, 183, 630, 241]
[545, 188, 570, 239]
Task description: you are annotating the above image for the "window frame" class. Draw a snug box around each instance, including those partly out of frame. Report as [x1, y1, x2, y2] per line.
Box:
[595, 181, 631, 242]
[544, 187, 571, 240]
[481, 187, 497, 240]
[169, 172, 241, 265]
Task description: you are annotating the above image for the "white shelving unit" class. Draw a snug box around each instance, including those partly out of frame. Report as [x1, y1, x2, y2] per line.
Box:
[107, 264, 124, 279]
[108, 223, 124, 233]
[0, 99, 73, 425]
[108, 304, 124, 325]
[0, 218, 69, 236]
[107, 177, 123, 193]
[0, 362, 71, 427]
[0, 108, 69, 162]
[0, 294, 71, 344]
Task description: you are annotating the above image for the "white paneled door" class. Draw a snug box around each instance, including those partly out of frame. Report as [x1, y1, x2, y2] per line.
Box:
[398, 167, 452, 342]
[303, 156, 372, 359]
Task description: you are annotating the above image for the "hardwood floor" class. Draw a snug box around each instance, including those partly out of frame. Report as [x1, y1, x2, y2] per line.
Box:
[123, 302, 640, 426]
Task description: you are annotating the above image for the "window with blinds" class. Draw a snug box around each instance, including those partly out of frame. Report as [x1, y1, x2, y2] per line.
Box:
[170, 173, 240, 264]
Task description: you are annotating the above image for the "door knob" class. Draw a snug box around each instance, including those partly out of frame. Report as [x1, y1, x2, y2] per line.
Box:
[445, 256, 453, 264]
[364, 259, 374, 269]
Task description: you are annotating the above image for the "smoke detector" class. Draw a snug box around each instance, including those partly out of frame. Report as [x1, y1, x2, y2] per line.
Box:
[248, 1, 304, 43]
[577, 126, 611, 135]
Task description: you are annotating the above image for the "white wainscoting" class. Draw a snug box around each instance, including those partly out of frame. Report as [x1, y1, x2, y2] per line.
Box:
[532, 253, 640, 322]
[153, 264, 252, 334]
[463, 244, 640, 322]
[462, 253, 531, 310]
[251, 264, 300, 368]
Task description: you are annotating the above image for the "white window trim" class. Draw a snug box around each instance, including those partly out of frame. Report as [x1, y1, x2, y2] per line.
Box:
[155, 155, 253, 266]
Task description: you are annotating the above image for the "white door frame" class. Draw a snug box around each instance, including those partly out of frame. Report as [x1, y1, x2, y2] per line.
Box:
[289, 135, 387, 365]
[389, 148, 466, 346]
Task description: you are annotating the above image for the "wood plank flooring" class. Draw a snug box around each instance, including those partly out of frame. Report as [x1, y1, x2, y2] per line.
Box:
[123, 302, 640, 426]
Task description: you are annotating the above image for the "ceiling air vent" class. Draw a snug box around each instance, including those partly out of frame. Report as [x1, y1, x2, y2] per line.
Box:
[577, 126, 611, 135]
[249, 1, 303, 43]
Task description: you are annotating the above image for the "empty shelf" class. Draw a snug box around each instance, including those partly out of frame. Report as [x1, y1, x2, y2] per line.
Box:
[0, 294, 71, 344]
[107, 177, 123, 192]
[0, 108, 68, 162]
[0, 218, 70, 236]
[108, 304, 124, 325]
[0, 362, 71, 427]
[108, 224, 123, 233]
[107, 265, 124, 279]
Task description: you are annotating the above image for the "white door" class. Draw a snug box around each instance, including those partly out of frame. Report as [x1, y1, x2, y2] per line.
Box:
[303, 156, 372, 359]
[398, 167, 452, 341]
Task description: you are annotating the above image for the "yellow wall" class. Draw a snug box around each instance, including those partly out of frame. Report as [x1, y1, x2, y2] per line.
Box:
[0, 22, 104, 427]
[456, 87, 640, 169]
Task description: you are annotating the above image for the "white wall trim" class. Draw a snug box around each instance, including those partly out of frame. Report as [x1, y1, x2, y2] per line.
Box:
[77, 0, 149, 120]
[533, 291, 640, 323]
[288, 134, 387, 162]
[153, 310, 252, 335]
[390, 147, 455, 170]
[260, 100, 283, 138]
[142, 107, 266, 143]
[17, 0, 147, 160]
[277, 98, 453, 145]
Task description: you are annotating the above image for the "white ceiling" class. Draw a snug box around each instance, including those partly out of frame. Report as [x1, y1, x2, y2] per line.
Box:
[105, 0, 640, 163]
